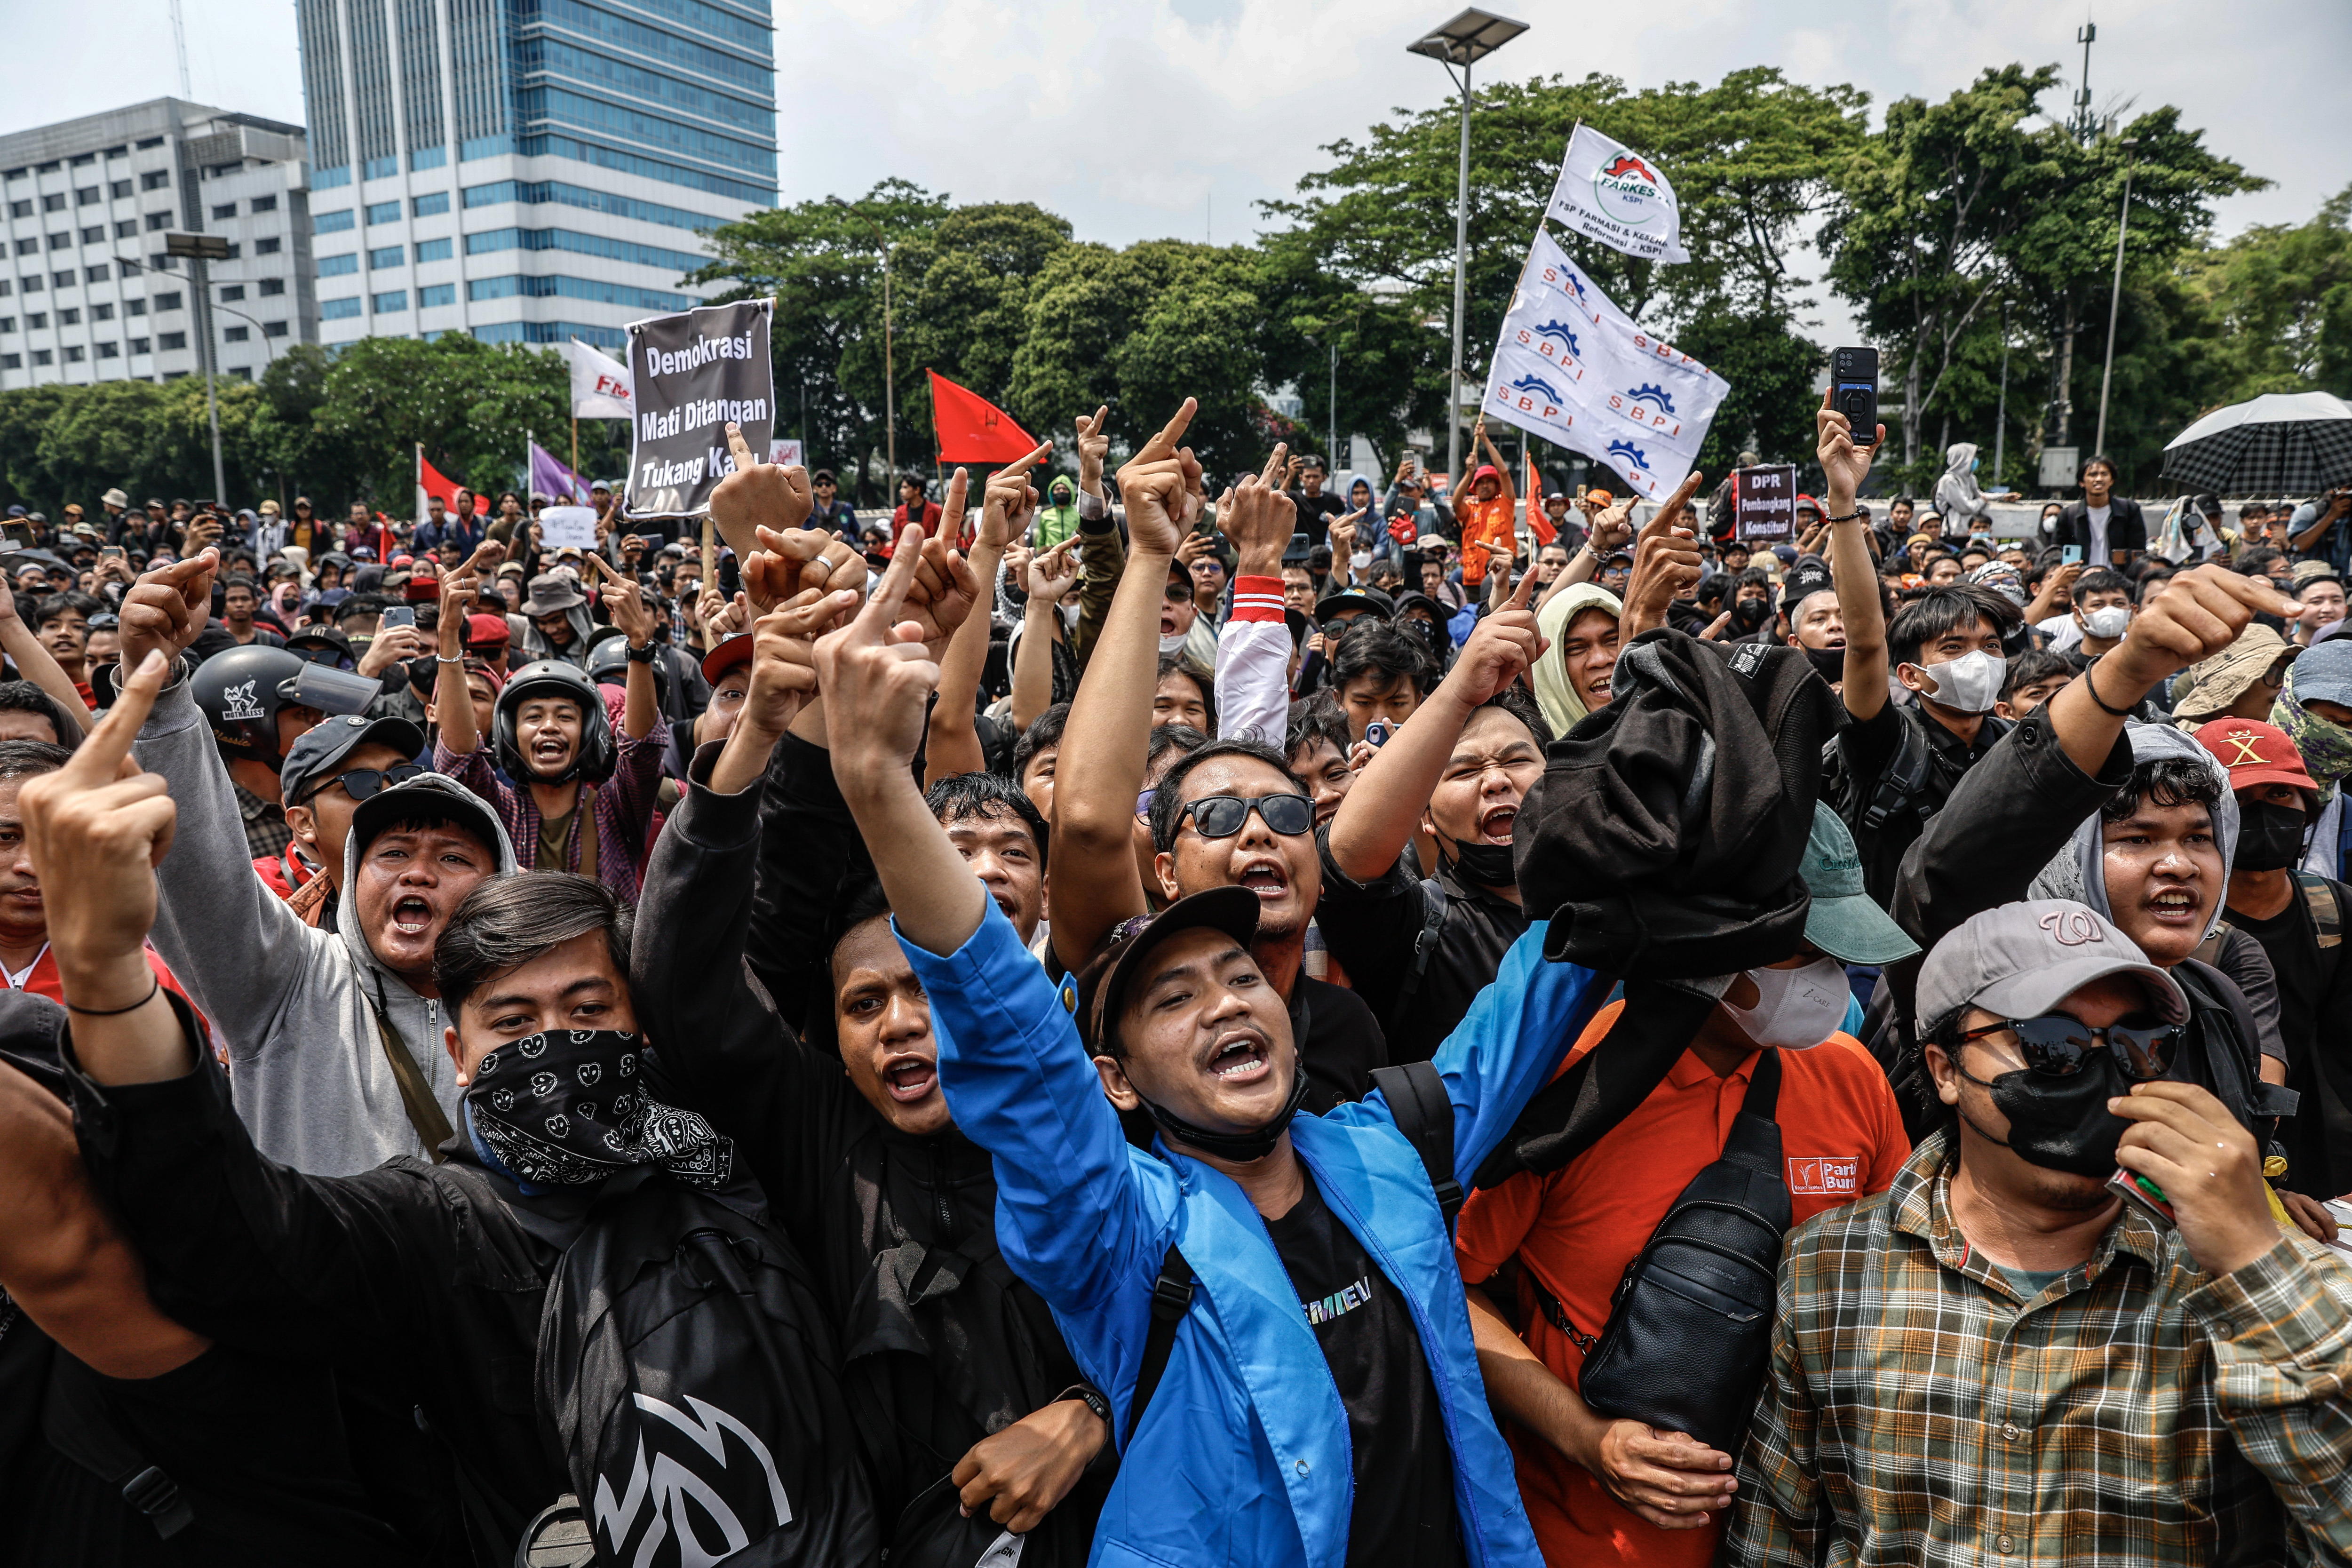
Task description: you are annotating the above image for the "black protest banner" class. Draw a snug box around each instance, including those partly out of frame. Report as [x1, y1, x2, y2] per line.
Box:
[623, 298, 775, 519]
[1733, 464, 1797, 542]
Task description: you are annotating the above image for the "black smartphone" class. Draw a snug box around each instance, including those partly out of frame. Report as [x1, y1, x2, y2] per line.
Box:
[1831, 347, 1879, 446]
[718, 554, 742, 599]
[380, 605, 417, 631]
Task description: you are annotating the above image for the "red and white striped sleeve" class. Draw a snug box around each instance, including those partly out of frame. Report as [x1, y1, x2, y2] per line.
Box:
[1216, 575, 1293, 749]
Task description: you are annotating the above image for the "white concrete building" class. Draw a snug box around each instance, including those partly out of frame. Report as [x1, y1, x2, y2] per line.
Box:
[0, 98, 317, 390]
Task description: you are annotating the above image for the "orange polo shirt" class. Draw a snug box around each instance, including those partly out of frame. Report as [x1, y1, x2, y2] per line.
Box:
[1454, 1000, 1908, 1568]
[1456, 493, 1517, 584]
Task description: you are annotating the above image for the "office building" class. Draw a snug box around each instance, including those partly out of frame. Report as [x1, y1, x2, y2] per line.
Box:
[297, 0, 775, 350]
[0, 98, 317, 390]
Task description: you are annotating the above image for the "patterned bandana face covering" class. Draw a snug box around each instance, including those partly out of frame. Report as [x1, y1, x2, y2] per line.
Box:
[465, 1028, 732, 1188]
[2274, 689, 2352, 802]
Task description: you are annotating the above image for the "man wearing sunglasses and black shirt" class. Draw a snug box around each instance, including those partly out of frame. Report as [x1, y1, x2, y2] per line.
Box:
[1731, 899, 2352, 1562]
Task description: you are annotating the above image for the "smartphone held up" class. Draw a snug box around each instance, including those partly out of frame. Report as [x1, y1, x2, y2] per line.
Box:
[1831, 347, 1879, 446]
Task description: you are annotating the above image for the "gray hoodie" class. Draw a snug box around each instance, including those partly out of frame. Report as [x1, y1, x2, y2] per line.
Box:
[2024, 722, 2288, 1060]
[1932, 441, 1994, 532]
[2027, 722, 2240, 934]
[136, 677, 520, 1176]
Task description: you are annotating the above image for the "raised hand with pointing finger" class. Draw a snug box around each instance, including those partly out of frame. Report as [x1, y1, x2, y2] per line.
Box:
[709, 420, 814, 559]
[820, 527, 949, 803]
[1619, 471, 1706, 641]
[20, 649, 179, 1023]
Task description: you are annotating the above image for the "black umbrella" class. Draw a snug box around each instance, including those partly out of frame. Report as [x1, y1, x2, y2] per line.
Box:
[2161, 391, 2352, 496]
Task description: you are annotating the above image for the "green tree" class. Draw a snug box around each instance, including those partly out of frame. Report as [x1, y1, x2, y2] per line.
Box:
[297, 334, 568, 504]
[1009, 239, 1273, 477]
[2183, 185, 2352, 400]
[1264, 68, 1865, 468]
[691, 179, 951, 502]
[896, 201, 1074, 437]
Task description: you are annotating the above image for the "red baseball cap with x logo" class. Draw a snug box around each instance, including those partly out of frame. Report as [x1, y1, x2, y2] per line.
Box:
[2194, 717, 2319, 797]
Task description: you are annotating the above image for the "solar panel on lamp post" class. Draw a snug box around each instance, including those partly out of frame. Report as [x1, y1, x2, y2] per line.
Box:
[1407, 8, 1529, 491]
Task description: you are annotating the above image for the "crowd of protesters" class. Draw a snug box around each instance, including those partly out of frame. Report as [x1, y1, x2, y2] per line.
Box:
[0, 386, 2347, 1568]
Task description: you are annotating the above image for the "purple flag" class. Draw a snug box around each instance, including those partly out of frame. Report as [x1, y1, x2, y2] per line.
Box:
[529, 440, 588, 504]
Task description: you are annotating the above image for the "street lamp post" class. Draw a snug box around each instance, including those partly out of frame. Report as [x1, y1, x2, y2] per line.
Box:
[164, 232, 231, 502]
[2093, 138, 2138, 461]
[1408, 8, 1528, 490]
[828, 197, 896, 506]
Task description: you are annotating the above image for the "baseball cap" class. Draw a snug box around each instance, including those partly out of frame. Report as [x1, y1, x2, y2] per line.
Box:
[280, 713, 428, 806]
[2194, 717, 2319, 799]
[1798, 804, 1918, 966]
[348, 773, 505, 865]
[701, 631, 753, 685]
[1916, 900, 2185, 1038]
[1071, 886, 1261, 1053]
[2288, 638, 2352, 709]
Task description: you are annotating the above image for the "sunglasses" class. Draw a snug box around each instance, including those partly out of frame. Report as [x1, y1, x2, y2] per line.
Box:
[296, 762, 425, 808]
[1176, 793, 1313, 839]
[1955, 1013, 2179, 1082]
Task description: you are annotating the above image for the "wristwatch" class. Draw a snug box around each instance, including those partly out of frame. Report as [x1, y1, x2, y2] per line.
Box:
[1057, 1384, 1113, 1427]
[624, 640, 660, 664]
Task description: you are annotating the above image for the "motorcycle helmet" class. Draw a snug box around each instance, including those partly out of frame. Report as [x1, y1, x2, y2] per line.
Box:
[492, 660, 614, 786]
[584, 628, 671, 711]
[192, 645, 341, 772]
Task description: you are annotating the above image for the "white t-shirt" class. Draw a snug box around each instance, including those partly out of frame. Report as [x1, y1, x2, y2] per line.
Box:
[2086, 503, 2112, 564]
[2036, 613, 2084, 654]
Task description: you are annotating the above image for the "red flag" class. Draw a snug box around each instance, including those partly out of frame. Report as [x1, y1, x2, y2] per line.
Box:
[419, 448, 462, 511]
[1525, 450, 1555, 546]
[927, 370, 1039, 463]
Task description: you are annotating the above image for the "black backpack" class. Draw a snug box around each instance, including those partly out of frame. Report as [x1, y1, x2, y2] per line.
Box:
[1572, 1051, 1790, 1455]
[464, 1167, 880, 1568]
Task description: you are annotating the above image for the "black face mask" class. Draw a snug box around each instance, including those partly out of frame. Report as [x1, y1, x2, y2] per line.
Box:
[1954, 1049, 2131, 1178]
[1139, 1055, 1310, 1162]
[1442, 835, 1517, 890]
[2233, 797, 2308, 873]
[1731, 599, 1773, 635]
[1802, 645, 1846, 684]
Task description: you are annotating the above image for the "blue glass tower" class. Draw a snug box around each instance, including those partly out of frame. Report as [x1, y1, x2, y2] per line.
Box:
[297, 0, 774, 349]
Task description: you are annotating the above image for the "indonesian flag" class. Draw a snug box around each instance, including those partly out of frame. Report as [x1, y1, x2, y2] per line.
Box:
[1526, 450, 1554, 546]
[927, 370, 1040, 463]
[419, 446, 460, 522]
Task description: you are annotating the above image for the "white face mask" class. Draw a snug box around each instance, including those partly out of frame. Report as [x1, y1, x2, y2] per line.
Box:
[1159, 631, 1191, 656]
[1721, 956, 1851, 1050]
[2081, 605, 2130, 640]
[1907, 649, 2005, 714]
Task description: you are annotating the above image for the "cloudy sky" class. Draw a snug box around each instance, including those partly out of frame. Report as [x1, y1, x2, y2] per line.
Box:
[12, 0, 2346, 338]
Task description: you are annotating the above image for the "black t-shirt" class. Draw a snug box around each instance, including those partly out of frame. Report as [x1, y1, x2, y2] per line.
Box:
[1263, 1175, 1465, 1568]
[1288, 490, 1348, 548]
[1828, 701, 2008, 908]
[2226, 883, 2352, 1194]
[1292, 975, 1383, 1111]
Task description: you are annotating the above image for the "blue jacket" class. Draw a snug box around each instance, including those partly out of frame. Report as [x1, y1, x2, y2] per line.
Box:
[901, 907, 1608, 1568]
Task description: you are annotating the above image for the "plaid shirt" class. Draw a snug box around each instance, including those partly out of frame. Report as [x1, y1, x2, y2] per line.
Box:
[434, 718, 668, 902]
[1728, 1129, 2352, 1566]
[234, 780, 294, 861]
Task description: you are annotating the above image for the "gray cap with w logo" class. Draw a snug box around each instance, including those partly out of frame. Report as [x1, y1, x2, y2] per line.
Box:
[1916, 899, 2186, 1036]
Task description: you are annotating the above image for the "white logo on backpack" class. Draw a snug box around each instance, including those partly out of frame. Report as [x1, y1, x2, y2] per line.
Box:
[592, 1392, 792, 1566]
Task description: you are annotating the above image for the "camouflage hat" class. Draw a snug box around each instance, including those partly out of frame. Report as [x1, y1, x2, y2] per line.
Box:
[2170, 623, 2295, 723]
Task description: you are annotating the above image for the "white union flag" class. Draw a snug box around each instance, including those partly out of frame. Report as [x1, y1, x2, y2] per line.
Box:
[1547, 123, 1691, 266]
[1480, 229, 1728, 501]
